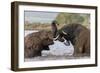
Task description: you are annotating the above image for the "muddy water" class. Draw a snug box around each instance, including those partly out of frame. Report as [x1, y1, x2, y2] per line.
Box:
[24, 30, 89, 62]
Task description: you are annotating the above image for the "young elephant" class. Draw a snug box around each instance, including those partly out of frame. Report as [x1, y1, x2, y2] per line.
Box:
[54, 23, 90, 56]
[24, 30, 54, 58]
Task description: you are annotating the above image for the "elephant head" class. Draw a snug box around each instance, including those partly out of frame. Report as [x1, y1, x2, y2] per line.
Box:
[40, 30, 54, 47]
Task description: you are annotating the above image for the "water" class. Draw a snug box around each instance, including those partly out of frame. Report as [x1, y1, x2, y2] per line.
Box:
[42, 40, 74, 56]
[25, 30, 89, 61]
[24, 30, 39, 36]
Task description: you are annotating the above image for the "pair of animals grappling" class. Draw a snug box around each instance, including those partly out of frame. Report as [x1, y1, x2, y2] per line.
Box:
[24, 21, 90, 58]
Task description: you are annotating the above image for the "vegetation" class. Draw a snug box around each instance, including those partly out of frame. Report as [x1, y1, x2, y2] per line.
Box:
[24, 13, 90, 30]
[55, 13, 90, 28]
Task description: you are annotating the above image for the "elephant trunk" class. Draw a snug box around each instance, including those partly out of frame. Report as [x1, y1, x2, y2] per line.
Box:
[51, 20, 59, 38]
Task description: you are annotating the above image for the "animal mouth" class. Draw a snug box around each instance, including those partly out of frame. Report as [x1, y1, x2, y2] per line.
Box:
[50, 41, 54, 45]
[54, 36, 70, 46]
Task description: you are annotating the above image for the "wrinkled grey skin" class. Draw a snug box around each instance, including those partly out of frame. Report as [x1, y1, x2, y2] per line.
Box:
[24, 30, 54, 58]
[53, 23, 90, 56]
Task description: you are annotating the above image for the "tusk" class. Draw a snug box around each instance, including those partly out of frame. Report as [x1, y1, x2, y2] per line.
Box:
[62, 31, 67, 35]
[54, 35, 60, 40]
[62, 37, 66, 42]
[62, 37, 66, 41]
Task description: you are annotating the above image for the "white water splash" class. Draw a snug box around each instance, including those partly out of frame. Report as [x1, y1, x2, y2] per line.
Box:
[42, 40, 74, 56]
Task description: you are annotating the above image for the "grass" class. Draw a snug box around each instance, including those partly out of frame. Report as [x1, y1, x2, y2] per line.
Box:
[24, 23, 89, 31]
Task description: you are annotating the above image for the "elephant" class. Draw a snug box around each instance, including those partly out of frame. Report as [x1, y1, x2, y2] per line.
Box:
[24, 30, 54, 58]
[53, 23, 90, 56]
